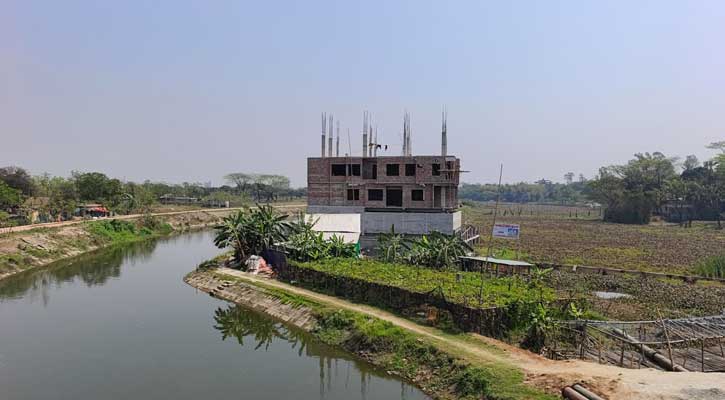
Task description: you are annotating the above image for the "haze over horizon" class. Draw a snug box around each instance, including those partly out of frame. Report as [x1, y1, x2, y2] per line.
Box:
[3, 1, 724, 187]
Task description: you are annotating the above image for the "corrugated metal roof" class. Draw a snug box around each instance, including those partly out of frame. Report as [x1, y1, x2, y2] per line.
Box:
[306, 213, 361, 233]
[459, 256, 533, 267]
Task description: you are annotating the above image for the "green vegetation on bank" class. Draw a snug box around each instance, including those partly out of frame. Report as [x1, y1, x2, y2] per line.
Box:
[85, 218, 173, 245]
[1, 215, 189, 277]
[289, 258, 553, 308]
[200, 269, 554, 400]
[315, 309, 555, 400]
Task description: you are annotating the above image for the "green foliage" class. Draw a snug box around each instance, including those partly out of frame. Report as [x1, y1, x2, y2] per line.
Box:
[455, 367, 492, 397]
[377, 226, 408, 262]
[378, 229, 469, 270]
[311, 308, 555, 400]
[72, 171, 123, 204]
[327, 234, 356, 258]
[405, 232, 470, 269]
[86, 218, 172, 244]
[521, 303, 554, 351]
[588, 152, 678, 224]
[0, 180, 22, 209]
[86, 219, 141, 242]
[459, 180, 587, 205]
[213, 205, 293, 264]
[283, 214, 356, 261]
[0, 166, 34, 195]
[224, 172, 300, 202]
[695, 255, 725, 278]
[290, 258, 552, 308]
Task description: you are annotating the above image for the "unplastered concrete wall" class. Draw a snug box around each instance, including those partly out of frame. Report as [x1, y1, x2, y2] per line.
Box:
[362, 211, 462, 235]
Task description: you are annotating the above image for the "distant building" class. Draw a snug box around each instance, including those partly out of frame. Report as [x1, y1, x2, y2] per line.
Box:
[158, 195, 199, 205]
[77, 204, 110, 218]
[307, 111, 462, 243]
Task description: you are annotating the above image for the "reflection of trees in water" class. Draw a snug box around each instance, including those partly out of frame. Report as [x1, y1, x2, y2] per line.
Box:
[0, 239, 158, 305]
[213, 305, 307, 352]
[213, 305, 424, 400]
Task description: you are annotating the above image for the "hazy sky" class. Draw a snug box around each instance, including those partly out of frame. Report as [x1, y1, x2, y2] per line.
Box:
[2, 1, 724, 187]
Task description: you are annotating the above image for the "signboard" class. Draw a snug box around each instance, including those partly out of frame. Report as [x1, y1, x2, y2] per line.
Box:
[492, 223, 520, 239]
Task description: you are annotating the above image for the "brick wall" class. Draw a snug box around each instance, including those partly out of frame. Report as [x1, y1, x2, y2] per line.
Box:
[307, 155, 461, 210]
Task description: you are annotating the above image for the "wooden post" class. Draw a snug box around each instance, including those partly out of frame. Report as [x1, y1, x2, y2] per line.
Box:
[598, 341, 602, 364]
[701, 339, 706, 372]
[658, 311, 676, 371]
[719, 338, 724, 357]
[620, 342, 626, 366]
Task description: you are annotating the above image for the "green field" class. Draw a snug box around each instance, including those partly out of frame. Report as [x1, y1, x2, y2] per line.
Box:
[462, 202, 725, 275]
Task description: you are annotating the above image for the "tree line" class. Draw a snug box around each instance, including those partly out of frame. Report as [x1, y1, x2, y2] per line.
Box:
[459, 177, 589, 205]
[458, 141, 725, 226]
[0, 167, 303, 226]
[588, 142, 725, 225]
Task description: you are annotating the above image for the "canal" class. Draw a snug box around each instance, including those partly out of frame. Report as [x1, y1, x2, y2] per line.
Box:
[0, 231, 428, 400]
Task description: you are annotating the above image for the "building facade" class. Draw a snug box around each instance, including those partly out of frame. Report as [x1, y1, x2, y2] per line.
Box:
[307, 110, 463, 238]
[307, 155, 460, 211]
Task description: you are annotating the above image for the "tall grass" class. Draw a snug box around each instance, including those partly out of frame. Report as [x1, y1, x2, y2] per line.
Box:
[695, 255, 725, 279]
[86, 218, 172, 244]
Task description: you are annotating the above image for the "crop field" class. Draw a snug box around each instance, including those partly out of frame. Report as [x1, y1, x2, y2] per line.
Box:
[288, 258, 553, 309]
[462, 202, 725, 275]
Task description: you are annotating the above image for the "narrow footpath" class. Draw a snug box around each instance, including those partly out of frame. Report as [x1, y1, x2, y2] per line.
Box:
[217, 268, 725, 400]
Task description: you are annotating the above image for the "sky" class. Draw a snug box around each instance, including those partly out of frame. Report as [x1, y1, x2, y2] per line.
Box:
[2, 1, 725, 187]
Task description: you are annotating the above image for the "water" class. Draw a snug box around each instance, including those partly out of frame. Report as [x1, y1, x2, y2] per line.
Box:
[0, 231, 428, 400]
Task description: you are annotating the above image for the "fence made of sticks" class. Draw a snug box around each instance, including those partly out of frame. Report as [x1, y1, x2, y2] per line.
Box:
[548, 316, 725, 372]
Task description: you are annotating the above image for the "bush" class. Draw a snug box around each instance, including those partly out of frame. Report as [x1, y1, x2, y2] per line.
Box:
[455, 367, 492, 398]
[86, 218, 172, 243]
[695, 255, 725, 278]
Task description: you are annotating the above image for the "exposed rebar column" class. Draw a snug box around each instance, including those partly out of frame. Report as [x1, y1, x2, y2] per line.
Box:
[408, 123, 412, 156]
[368, 118, 373, 157]
[321, 112, 326, 158]
[402, 112, 409, 156]
[335, 120, 340, 157]
[362, 111, 368, 158]
[373, 126, 378, 157]
[441, 107, 448, 157]
[328, 114, 333, 157]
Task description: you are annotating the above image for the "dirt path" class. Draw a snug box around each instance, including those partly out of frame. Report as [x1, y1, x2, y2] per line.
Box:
[217, 268, 725, 400]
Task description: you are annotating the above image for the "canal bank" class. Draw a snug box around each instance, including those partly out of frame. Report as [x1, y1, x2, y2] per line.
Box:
[0, 230, 426, 400]
[188, 264, 725, 400]
[0, 205, 305, 282]
[185, 266, 557, 400]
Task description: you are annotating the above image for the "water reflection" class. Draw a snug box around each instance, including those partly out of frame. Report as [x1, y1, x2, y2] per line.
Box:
[212, 305, 426, 400]
[214, 305, 307, 352]
[0, 239, 158, 304]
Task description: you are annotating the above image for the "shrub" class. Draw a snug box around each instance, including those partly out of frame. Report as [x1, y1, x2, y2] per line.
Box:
[213, 205, 292, 263]
[455, 367, 492, 397]
[695, 255, 725, 278]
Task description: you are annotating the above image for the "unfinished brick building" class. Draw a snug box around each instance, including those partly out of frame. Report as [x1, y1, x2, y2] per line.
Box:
[307, 111, 462, 238]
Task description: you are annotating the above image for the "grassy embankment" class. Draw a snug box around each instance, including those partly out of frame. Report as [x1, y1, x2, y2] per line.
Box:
[0, 214, 206, 279]
[201, 265, 556, 400]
